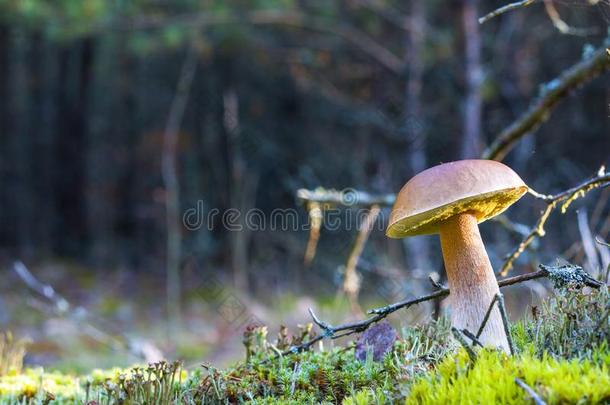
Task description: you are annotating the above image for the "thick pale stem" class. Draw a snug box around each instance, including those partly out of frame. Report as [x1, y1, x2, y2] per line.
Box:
[439, 212, 509, 352]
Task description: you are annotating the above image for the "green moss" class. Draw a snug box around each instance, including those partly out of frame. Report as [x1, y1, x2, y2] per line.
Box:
[405, 349, 610, 404]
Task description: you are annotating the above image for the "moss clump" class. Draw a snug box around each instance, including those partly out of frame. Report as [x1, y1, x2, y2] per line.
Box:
[405, 349, 610, 404]
[196, 319, 453, 404]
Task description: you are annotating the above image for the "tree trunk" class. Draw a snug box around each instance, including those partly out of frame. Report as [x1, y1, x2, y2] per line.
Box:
[403, 0, 431, 274]
[162, 46, 198, 334]
[0, 25, 12, 250]
[54, 38, 94, 256]
[223, 88, 250, 293]
[461, 0, 483, 159]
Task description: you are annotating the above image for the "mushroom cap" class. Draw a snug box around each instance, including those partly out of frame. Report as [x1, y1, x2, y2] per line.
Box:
[386, 160, 527, 238]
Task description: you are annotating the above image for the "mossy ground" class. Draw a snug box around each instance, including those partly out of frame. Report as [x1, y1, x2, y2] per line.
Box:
[0, 285, 608, 404]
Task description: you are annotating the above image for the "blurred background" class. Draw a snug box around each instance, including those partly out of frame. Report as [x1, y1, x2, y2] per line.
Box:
[0, 0, 609, 372]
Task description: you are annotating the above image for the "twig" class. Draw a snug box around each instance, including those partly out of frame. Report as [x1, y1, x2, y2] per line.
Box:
[476, 294, 500, 339]
[428, 275, 446, 290]
[303, 202, 323, 266]
[479, 0, 538, 25]
[461, 329, 484, 347]
[596, 236, 610, 248]
[473, 292, 514, 355]
[542, 0, 597, 36]
[289, 362, 300, 395]
[482, 45, 610, 161]
[451, 327, 477, 361]
[515, 377, 547, 405]
[500, 168, 610, 275]
[496, 293, 515, 355]
[278, 264, 601, 357]
[342, 205, 381, 312]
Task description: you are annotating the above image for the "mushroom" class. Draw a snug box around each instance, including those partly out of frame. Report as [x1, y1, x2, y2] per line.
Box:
[386, 159, 527, 352]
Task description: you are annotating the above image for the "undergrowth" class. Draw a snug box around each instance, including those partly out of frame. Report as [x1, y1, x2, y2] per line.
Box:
[0, 284, 608, 404]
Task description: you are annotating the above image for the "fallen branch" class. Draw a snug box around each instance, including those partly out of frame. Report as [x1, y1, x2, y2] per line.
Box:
[12, 261, 163, 362]
[500, 167, 610, 276]
[279, 263, 601, 357]
[482, 45, 610, 161]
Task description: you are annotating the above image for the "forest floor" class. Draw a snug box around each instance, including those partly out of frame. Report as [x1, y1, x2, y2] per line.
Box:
[0, 261, 609, 403]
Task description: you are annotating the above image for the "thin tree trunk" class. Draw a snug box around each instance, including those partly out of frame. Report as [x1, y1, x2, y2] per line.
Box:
[9, 30, 34, 255]
[35, 34, 58, 253]
[162, 45, 198, 335]
[116, 40, 138, 269]
[403, 0, 431, 273]
[461, 0, 483, 159]
[223, 88, 250, 293]
[0, 25, 12, 249]
[54, 38, 94, 256]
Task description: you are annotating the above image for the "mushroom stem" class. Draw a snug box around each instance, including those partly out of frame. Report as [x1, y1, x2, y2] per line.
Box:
[439, 212, 509, 352]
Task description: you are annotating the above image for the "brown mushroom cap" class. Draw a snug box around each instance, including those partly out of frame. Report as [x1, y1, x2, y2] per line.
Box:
[386, 160, 527, 238]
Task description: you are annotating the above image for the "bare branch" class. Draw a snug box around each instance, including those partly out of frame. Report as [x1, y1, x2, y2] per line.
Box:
[12, 261, 164, 362]
[452, 327, 478, 361]
[342, 205, 381, 312]
[483, 45, 610, 161]
[278, 263, 601, 357]
[479, 0, 538, 25]
[500, 168, 610, 275]
[303, 202, 323, 266]
[596, 236, 610, 248]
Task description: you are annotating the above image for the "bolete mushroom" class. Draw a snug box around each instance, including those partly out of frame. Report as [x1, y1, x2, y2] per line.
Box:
[386, 159, 527, 352]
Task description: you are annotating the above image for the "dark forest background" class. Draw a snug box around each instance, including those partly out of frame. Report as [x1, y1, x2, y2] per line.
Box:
[0, 0, 609, 368]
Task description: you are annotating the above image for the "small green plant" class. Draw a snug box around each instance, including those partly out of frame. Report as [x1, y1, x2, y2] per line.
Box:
[92, 361, 186, 405]
[194, 318, 454, 404]
[512, 285, 610, 359]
